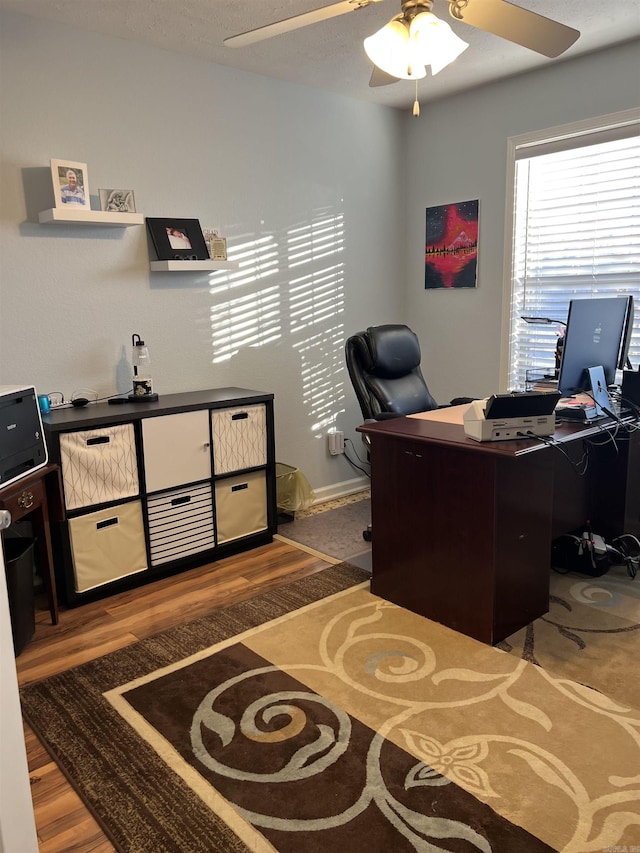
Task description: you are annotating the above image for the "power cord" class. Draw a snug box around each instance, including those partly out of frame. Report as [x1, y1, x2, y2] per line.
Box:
[579, 420, 622, 455]
[520, 431, 588, 475]
[343, 437, 371, 478]
[610, 534, 640, 579]
[583, 389, 639, 434]
[619, 394, 640, 421]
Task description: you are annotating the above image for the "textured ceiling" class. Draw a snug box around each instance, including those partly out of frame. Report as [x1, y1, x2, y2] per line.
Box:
[1, 0, 639, 110]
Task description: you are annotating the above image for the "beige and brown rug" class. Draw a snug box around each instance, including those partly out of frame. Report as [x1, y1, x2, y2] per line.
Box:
[500, 564, 640, 709]
[20, 563, 640, 853]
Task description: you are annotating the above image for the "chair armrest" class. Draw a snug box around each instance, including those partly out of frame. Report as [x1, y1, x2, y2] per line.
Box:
[449, 397, 477, 406]
[374, 412, 404, 420]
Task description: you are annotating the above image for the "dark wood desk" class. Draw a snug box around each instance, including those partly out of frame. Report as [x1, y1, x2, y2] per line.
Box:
[0, 464, 64, 625]
[358, 411, 639, 645]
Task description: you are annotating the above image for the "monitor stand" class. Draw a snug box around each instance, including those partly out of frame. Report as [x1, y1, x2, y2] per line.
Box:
[587, 365, 615, 417]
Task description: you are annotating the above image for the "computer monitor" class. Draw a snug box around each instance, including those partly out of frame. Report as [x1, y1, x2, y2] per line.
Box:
[557, 296, 634, 396]
[618, 295, 635, 370]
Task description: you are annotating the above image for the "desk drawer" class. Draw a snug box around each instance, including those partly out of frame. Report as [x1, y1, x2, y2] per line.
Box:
[60, 424, 139, 511]
[0, 477, 45, 523]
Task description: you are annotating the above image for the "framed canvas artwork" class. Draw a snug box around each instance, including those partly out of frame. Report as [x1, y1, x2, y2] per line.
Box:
[425, 199, 479, 289]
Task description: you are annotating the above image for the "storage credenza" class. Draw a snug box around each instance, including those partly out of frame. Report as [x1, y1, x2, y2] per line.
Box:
[42, 388, 276, 606]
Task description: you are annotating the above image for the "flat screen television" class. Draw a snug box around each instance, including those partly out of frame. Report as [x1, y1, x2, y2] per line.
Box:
[557, 296, 634, 396]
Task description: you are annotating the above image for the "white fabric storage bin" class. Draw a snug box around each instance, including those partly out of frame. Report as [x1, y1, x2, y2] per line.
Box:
[60, 424, 139, 511]
[211, 405, 267, 475]
[147, 482, 215, 567]
[215, 470, 267, 543]
[68, 500, 147, 593]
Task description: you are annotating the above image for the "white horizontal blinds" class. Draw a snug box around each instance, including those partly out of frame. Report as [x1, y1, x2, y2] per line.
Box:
[509, 132, 640, 392]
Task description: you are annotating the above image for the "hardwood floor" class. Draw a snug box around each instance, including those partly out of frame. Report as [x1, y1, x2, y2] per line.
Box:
[15, 538, 336, 852]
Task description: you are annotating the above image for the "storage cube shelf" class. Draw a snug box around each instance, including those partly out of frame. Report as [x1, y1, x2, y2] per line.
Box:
[42, 388, 276, 606]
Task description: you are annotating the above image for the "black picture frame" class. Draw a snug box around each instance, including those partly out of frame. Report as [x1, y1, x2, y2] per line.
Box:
[145, 217, 209, 261]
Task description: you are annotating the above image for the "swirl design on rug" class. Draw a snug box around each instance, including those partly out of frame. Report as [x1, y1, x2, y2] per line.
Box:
[118, 586, 640, 852]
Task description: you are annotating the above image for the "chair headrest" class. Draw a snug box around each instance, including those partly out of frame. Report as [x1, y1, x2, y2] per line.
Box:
[366, 325, 421, 378]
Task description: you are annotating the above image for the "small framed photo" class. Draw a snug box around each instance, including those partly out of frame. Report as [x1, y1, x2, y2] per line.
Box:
[203, 227, 227, 261]
[99, 189, 136, 213]
[50, 159, 89, 208]
[145, 217, 209, 261]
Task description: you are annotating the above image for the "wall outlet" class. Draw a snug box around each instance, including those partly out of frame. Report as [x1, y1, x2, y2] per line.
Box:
[328, 430, 344, 455]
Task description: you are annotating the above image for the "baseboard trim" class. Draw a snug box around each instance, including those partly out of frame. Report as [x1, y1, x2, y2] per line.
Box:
[311, 476, 370, 505]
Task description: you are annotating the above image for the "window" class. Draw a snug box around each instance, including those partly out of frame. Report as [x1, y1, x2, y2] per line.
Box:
[505, 111, 640, 392]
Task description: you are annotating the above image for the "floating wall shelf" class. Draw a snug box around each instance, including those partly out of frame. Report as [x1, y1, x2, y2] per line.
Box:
[38, 209, 144, 227]
[149, 260, 239, 272]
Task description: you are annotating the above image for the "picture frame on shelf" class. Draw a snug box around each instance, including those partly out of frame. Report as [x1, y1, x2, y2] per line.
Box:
[203, 227, 227, 261]
[50, 159, 89, 208]
[99, 189, 136, 213]
[146, 217, 209, 261]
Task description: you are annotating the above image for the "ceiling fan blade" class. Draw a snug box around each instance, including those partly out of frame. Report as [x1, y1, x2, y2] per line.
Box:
[224, 0, 379, 49]
[369, 66, 400, 87]
[450, 0, 580, 58]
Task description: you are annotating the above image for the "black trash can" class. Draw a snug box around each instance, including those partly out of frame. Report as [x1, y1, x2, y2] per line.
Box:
[4, 537, 36, 656]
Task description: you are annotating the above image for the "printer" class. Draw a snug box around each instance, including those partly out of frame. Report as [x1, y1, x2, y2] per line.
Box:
[463, 392, 561, 442]
[0, 385, 48, 488]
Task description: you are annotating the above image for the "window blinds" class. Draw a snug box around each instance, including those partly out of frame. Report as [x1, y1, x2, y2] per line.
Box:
[509, 132, 640, 392]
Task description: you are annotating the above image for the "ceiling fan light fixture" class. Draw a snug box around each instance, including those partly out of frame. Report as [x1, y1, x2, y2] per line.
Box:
[409, 11, 469, 75]
[364, 18, 427, 80]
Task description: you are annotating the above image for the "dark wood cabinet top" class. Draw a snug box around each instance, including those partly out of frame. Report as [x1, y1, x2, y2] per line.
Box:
[357, 412, 616, 458]
[42, 388, 273, 433]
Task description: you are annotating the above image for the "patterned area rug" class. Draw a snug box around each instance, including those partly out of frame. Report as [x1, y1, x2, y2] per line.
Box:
[501, 564, 640, 709]
[20, 563, 640, 852]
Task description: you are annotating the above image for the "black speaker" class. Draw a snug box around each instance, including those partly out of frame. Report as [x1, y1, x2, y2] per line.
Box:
[622, 370, 640, 408]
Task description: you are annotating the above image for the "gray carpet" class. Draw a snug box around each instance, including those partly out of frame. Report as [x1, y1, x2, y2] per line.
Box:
[278, 499, 372, 571]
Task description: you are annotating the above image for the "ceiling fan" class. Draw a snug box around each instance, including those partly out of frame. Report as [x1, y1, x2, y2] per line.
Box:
[224, 0, 580, 90]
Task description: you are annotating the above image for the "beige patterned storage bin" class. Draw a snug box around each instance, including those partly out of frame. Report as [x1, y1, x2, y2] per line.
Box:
[59, 424, 139, 511]
[211, 405, 267, 475]
[147, 482, 215, 566]
[215, 470, 267, 543]
[68, 500, 147, 593]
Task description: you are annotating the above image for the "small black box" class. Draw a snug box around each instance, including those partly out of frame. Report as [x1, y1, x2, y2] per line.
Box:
[622, 370, 640, 408]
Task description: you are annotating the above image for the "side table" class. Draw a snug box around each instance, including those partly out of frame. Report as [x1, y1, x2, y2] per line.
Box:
[0, 464, 63, 625]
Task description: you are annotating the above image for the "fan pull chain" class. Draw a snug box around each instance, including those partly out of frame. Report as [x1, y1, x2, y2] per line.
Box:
[413, 79, 420, 117]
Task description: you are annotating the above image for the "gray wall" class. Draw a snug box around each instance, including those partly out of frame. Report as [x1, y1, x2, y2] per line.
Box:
[403, 40, 640, 405]
[0, 11, 404, 498]
[1, 12, 638, 494]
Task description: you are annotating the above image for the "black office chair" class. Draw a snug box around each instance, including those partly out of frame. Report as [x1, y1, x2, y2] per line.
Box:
[345, 323, 472, 539]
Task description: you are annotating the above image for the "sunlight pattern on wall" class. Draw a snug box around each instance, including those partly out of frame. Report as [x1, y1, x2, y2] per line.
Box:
[209, 235, 281, 363]
[209, 210, 346, 435]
